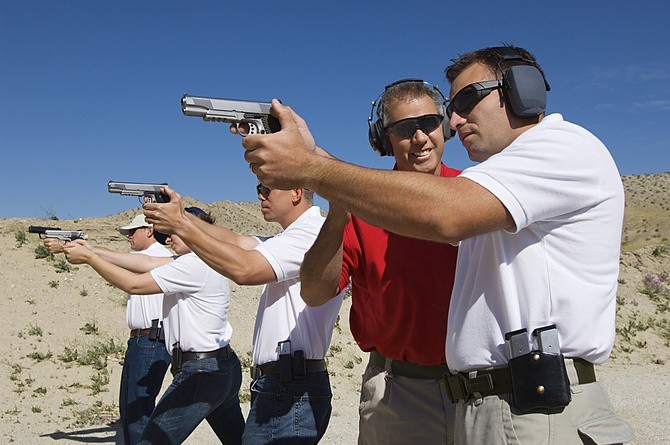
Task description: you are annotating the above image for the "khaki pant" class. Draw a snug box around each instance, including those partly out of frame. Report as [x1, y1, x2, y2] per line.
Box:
[454, 361, 634, 444]
[358, 358, 455, 444]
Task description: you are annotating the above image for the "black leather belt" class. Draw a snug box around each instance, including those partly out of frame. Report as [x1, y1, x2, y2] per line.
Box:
[250, 359, 327, 380]
[130, 327, 165, 342]
[370, 350, 449, 380]
[130, 319, 164, 342]
[444, 358, 596, 403]
[130, 328, 151, 338]
[171, 344, 232, 373]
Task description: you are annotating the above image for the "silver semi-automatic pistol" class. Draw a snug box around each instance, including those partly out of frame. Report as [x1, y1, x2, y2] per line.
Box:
[29, 226, 85, 242]
[181, 94, 281, 136]
[107, 181, 169, 204]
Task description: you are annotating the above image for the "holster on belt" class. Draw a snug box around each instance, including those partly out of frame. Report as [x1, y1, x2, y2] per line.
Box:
[278, 340, 306, 382]
[171, 342, 183, 373]
[149, 319, 160, 341]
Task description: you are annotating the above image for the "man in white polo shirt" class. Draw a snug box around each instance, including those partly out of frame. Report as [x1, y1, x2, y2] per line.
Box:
[143, 184, 344, 444]
[234, 45, 634, 443]
[61, 208, 245, 444]
[45, 214, 172, 445]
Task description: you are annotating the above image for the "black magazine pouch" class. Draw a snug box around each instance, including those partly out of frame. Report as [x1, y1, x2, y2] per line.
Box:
[278, 340, 293, 383]
[170, 342, 182, 375]
[149, 319, 159, 341]
[292, 350, 307, 380]
[508, 351, 571, 411]
[507, 324, 572, 412]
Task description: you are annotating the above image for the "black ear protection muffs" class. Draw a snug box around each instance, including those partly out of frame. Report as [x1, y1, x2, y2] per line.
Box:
[368, 79, 454, 157]
[493, 47, 551, 117]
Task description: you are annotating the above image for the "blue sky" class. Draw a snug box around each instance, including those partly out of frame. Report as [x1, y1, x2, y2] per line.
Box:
[2, 1, 669, 218]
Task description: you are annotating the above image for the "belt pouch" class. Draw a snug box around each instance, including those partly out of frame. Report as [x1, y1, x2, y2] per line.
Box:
[292, 350, 307, 380]
[149, 319, 159, 341]
[158, 321, 165, 342]
[171, 343, 182, 373]
[278, 340, 293, 383]
[508, 351, 571, 412]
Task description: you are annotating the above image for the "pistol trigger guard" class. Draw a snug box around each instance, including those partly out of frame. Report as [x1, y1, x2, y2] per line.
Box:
[138, 195, 156, 205]
[236, 123, 250, 138]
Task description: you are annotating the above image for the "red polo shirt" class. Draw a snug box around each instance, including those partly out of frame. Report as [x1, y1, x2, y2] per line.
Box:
[338, 163, 460, 366]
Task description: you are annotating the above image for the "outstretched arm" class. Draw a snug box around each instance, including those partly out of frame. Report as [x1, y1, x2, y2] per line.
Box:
[143, 188, 275, 285]
[188, 215, 260, 250]
[300, 206, 350, 307]
[242, 100, 514, 243]
[94, 247, 173, 272]
[142, 186, 259, 250]
[63, 243, 162, 295]
[47, 239, 173, 273]
[172, 217, 274, 285]
[67, 240, 173, 273]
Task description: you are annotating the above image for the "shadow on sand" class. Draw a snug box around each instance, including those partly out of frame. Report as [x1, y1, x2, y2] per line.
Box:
[40, 423, 122, 443]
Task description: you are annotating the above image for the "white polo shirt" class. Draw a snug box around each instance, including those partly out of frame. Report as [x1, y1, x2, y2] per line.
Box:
[126, 241, 173, 330]
[251, 206, 344, 366]
[150, 253, 233, 354]
[447, 114, 624, 372]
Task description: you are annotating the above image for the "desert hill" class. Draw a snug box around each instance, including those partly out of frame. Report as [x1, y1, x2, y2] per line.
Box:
[0, 172, 669, 444]
[622, 172, 670, 250]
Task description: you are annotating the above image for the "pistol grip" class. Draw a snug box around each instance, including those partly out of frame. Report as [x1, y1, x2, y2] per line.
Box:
[267, 115, 281, 134]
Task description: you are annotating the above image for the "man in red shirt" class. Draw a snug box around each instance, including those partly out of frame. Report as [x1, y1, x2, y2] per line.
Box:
[301, 80, 460, 444]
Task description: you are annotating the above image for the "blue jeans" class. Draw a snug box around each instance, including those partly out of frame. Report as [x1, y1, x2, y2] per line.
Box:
[242, 370, 333, 444]
[138, 349, 245, 445]
[119, 334, 170, 445]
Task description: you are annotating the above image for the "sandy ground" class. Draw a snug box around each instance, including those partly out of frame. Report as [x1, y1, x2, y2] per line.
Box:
[1, 184, 669, 444]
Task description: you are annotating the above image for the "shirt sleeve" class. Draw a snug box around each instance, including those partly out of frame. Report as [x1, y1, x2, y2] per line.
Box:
[150, 254, 205, 295]
[253, 221, 319, 282]
[338, 220, 357, 292]
[460, 122, 608, 232]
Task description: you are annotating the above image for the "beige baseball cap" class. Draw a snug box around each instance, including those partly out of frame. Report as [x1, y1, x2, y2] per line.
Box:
[118, 214, 151, 236]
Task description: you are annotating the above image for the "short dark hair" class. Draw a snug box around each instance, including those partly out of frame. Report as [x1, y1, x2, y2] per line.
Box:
[302, 189, 314, 205]
[377, 81, 442, 127]
[185, 206, 216, 225]
[445, 45, 546, 85]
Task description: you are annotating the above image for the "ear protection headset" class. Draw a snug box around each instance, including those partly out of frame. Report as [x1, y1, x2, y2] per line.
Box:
[368, 79, 454, 157]
[491, 46, 551, 117]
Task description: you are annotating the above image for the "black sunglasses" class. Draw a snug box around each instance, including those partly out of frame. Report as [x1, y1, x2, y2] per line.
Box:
[385, 114, 444, 138]
[446, 80, 502, 118]
[128, 227, 147, 236]
[256, 183, 271, 198]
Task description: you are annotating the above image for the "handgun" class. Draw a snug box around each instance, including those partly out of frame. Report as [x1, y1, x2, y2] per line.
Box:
[29, 226, 86, 242]
[107, 181, 170, 204]
[181, 94, 281, 136]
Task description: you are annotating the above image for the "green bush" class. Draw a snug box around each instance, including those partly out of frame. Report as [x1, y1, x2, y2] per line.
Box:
[89, 370, 110, 395]
[54, 258, 72, 273]
[80, 322, 99, 335]
[28, 324, 43, 336]
[34, 244, 54, 260]
[27, 351, 52, 362]
[58, 346, 78, 363]
[61, 397, 77, 407]
[15, 230, 27, 247]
